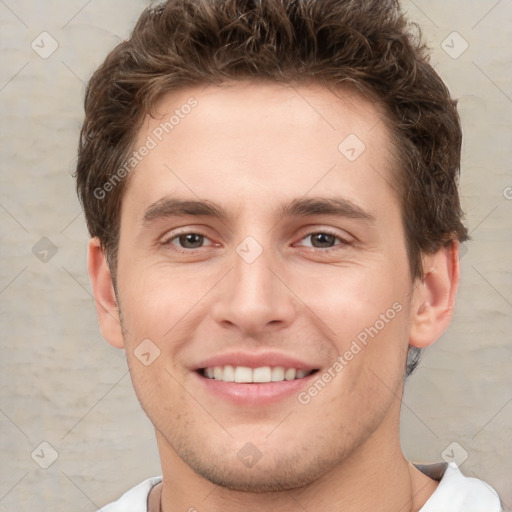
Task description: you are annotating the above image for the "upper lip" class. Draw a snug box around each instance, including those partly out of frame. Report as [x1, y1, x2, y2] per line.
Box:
[194, 351, 319, 371]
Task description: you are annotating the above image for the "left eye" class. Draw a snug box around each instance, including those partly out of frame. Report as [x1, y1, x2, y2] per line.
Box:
[299, 232, 345, 249]
[169, 233, 211, 249]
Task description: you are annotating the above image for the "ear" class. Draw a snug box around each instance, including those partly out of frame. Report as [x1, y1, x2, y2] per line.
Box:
[87, 237, 125, 349]
[409, 241, 460, 348]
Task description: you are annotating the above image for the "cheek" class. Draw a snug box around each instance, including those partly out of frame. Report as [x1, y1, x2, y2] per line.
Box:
[294, 260, 405, 329]
[125, 353, 188, 438]
[297, 258, 412, 379]
[117, 261, 207, 337]
[333, 296, 412, 415]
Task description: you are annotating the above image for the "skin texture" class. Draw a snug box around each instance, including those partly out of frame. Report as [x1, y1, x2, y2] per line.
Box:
[88, 82, 460, 512]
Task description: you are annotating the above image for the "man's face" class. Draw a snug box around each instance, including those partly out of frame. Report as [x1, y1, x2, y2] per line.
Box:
[113, 82, 417, 491]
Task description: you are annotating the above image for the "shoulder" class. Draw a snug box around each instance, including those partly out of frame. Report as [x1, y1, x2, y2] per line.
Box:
[98, 476, 163, 512]
[417, 462, 502, 512]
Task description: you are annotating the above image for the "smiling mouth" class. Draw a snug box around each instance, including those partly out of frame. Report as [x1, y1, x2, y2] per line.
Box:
[199, 366, 319, 383]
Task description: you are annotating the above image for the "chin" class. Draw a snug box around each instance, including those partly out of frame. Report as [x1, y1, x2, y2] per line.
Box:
[194, 464, 327, 493]
[178, 443, 336, 493]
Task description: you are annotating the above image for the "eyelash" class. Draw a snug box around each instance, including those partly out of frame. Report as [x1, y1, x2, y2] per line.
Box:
[164, 232, 217, 253]
[296, 230, 352, 252]
[162, 229, 352, 253]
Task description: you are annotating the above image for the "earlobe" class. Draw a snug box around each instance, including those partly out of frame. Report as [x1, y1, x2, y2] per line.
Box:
[409, 241, 460, 349]
[87, 238, 125, 349]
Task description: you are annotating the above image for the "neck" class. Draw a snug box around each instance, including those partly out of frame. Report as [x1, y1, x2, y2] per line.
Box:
[152, 407, 438, 512]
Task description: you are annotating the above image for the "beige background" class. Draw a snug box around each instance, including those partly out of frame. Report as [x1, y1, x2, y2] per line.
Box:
[0, 0, 511, 510]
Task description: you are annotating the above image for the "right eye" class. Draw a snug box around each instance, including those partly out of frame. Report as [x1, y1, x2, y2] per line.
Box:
[163, 232, 215, 251]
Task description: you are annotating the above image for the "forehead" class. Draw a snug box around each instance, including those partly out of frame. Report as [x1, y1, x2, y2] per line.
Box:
[123, 81, 397, 220]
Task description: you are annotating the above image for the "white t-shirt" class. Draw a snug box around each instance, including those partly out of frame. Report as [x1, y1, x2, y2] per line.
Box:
[98, 462, 502, 512]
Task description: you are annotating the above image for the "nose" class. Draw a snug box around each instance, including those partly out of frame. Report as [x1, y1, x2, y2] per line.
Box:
[211, 243, 297, 336]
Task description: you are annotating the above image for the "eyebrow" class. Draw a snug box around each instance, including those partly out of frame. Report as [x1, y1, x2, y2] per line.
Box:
[278, 197, 375, 222]
[142, 198, 228, 226]
[141, 196, 375, 226]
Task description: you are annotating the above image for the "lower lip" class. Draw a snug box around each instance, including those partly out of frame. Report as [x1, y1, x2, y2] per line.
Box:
[194, 371, 319, 405]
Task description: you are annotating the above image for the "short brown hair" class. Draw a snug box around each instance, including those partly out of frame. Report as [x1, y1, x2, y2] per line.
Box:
[75, 0, 468, 375]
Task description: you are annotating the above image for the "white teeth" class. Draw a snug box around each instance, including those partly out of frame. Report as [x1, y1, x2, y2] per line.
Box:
[234, 366, 253, 383]
[253, 366, 272, 382]
[284, 368, 296, 381]
[223, 365, 235, 382]
[271, 366, 285, 382]
[202, 365, 313, 383]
